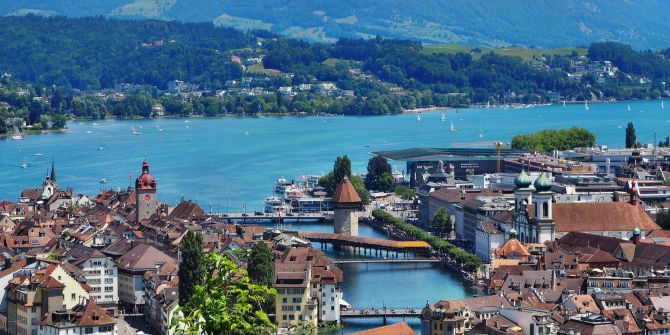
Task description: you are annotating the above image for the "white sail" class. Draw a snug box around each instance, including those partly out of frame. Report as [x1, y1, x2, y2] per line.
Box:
[627, 104, 631, 112]
[440, 113, 446, 122]
[585, 100, 589, 110]
[450, 121, 456, 132]
[563, 100, 566, 107]
[416, 114, 421, 122]
[662, 100, 665, 109]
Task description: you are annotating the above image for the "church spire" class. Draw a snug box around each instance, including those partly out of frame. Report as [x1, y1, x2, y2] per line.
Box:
[50, 159, 56, 183]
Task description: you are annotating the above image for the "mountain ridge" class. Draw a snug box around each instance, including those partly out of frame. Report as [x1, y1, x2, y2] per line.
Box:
[2, 1, 670, 49]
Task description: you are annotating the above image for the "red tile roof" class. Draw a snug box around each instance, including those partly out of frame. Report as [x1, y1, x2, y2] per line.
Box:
[332, 177, 361, 204]
[552, 202, 660, 233]
[351, 322, 415, 335]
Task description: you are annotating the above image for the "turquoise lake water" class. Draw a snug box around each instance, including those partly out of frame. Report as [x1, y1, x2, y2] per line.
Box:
[2, 100, 668, 209]
[1, 99, 668, 333]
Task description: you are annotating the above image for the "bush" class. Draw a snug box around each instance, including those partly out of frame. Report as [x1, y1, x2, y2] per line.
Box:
[371, 209, 482, 272]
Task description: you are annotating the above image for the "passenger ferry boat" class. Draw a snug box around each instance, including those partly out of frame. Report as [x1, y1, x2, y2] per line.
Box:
[283, 185, 305, 200]
[274, 178, 293, 194]
[264, 196, 289, 213]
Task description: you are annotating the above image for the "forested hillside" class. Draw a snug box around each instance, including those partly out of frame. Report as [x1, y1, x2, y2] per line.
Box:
[2, 1, 670, 49]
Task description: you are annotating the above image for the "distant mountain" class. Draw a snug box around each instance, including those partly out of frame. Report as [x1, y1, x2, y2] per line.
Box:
[2, 1, 670, 49]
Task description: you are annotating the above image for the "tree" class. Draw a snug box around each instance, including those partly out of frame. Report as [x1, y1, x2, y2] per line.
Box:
[511, 127, 596, 152]
[626, 122, 638, 148]
[394, 185, 416, 200]
[173, 253, 276, 335]
[247, 243, 273, 287]
[333, 155, 352, 185]
[657, 208, 670, 229]
[432, 207, 452, 238]
[178, 230, 205, 312]
[51, 114, 67, 129]
[365, 156, 393, 191]
[0, 115, 6, 135]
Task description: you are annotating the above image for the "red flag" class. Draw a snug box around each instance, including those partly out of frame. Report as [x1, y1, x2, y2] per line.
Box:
[533, 148, 538, 157]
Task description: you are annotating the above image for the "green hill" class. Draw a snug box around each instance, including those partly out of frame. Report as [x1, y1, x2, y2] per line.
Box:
[2, 1, 670, 49]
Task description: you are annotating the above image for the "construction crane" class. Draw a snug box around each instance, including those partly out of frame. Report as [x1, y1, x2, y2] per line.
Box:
[493, 141, 509, 173]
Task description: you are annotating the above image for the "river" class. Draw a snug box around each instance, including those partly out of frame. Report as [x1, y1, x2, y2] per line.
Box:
[0, 100, 667, 333]
[268, 221, 478, 334]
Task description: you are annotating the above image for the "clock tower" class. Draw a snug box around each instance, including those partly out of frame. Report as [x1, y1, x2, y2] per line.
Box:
[135, 160, 158, 222]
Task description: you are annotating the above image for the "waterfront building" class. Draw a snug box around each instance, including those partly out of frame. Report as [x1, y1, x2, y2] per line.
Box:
[420, 295, 511, 335]
[332, 177, 361, 236]
[117, 242, 175, 313]
[461, 195, 514, 251]
[39, 298, 117, 335]
[135, 161, 158, 223]
[274, 246, 343, 330]
[474, 221, 505, 263]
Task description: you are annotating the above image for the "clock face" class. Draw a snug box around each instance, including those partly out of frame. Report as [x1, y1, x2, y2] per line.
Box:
[144, 194, 152, 201]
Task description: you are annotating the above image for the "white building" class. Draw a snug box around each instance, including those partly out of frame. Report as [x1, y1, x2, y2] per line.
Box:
[475, 221, 505, 263]
[62, 244, 118, 314]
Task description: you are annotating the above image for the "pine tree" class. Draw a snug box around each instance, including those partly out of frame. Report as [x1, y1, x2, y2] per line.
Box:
[247, 242, 274, 286]
[178, 230, 205, 312]
[626, 122, 637, 148]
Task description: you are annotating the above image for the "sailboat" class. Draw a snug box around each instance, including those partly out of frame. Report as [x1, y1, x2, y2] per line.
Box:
[440, 113, 446, 122]
[478, 125, 484, 138]
[563, 100, 566, 107]
[449, 121, 457, 132]
[584, 100, 590, 110]
[416, 114, 421, 122]
[627, 104, 631, 112]
[486, 101, 490, 109]
[662, 100, 665, 109]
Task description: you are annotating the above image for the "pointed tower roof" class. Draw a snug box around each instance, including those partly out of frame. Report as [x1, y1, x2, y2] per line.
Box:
[332, 177, 361, 204]
[50, 160, 56, 183]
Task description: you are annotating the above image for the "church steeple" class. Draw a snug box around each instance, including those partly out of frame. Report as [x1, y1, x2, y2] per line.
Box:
[50, 159, 57, 183]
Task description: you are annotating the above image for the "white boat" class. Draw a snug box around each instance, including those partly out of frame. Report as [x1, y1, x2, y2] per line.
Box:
[130, 127, 141, 135]
[563, 100, 566, 107]
[85, 130, 93, 134]
[97, 146, 104, 150]
[486, 101, 490, 109]
[11, 134, 24, 140]
[20, 163, 28, 169]
[264, 196, 289, 213]
[99, 178, 107, 184]
[449, 121, 457, 132]
[478, 126, 484, 138]
[158, 128, 164, 132]
[274, 178, 293, 194]
[35, 153, 43, 156]
[92, 123, 99, 126]
[627, 104, 631, 112]
[617, 125, 622, 129]
[416, 114, 421, 122]
[584, 100, 590, 110]
[440, 113, 446, 122]
[284, 185, 305, 200]
[244, 131, 249, 135]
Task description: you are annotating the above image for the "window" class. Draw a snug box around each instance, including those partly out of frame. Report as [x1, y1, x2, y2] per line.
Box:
[282, 315, 287, 320]
[282, 298, 287, 303]
[296, 306, 301, 311]
[71, 293, 76, 300]
[85, 328, 94, 334]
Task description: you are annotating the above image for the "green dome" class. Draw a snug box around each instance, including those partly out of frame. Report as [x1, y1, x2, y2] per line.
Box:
[514, 170, 533, 189]
[533, 173, 553, 192]
[633, 226, 641, 235]
[509, 228, 518, 239]
[40, 189, 49, 200]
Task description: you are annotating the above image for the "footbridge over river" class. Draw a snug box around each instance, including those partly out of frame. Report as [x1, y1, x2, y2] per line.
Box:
[297, 232, 432, 257]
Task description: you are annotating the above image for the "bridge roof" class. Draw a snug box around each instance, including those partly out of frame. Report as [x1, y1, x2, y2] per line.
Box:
[298, 232, 430, 250]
